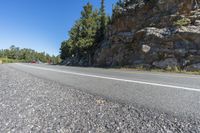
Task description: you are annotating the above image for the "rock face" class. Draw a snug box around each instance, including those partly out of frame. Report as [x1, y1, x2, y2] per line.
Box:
[152, 58, 178, 69]
[94, 0, 200, 70]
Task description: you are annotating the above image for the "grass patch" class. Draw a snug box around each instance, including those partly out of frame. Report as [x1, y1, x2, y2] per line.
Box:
[0, 58, 25, 64]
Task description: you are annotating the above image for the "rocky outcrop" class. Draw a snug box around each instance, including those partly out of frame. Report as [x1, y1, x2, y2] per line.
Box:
[186, 63, 200, 71]
[152, 58, 178, 69]
[94, 0, 200, 70]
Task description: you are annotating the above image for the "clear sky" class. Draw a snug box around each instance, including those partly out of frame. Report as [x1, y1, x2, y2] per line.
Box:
[0, 0, 117, 55]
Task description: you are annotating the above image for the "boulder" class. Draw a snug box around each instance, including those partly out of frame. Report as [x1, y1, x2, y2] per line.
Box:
[185, 63, 200, 71]
[177, 25, 200, 35]
[111, 32, 134, 43]
[186, 55, 200, 64]
[189, 49, 198, 54]
[174, 49, 188, 57]
[197, 50, 200, 55]
[78, 57, 88, 66]
[136, 27, 174, 40]
[180, 59, 190, 67]
[142, 45, 151, 53]
[152, 58, 178, 69]
[194, 20, 200, 26]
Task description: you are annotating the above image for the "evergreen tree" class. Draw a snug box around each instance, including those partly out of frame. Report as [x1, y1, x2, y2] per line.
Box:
[69, 21, 81, 59]
[78, 3, 99, 64]
[60, 40, 73, 60]
[79, 3, 98, 50]
[60, 1, 110, 65]
[99, 0, 107, 40]
[0, 46, 59, 63]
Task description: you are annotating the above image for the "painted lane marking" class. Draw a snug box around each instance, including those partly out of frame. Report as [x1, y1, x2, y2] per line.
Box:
[16, 63, 200, 92]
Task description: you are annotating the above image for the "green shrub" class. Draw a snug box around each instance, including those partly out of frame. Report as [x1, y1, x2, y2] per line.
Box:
[172, 66, 180, 72]
[0, 58, 24, 64]
[165, 66, 180, 72]
[174, 18, 191, 27]
[165, 66, 172, 71]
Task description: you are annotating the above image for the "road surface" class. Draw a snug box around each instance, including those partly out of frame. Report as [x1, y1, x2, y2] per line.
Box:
[8, 63, 200, 118]
[1, 63, 200, 132]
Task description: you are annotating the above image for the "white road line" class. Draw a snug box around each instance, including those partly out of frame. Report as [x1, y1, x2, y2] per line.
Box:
[118, 70, 200, 79]
[16, 63, 200, 92]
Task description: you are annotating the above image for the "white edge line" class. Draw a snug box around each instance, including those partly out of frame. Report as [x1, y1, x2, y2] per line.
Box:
[119, 70, 200, 79]
[15, 63, 200, 92]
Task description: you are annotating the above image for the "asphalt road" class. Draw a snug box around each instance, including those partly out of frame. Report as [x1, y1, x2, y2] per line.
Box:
[1, 63, 200, 132]
[8, 63, 200, 118]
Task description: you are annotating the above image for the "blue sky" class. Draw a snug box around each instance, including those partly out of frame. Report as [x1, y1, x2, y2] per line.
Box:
[0, 0, 117, 55]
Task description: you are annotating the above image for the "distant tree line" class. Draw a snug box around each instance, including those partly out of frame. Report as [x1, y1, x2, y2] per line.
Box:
[0, 45, 60, 64]
[60, 0, 110, 65]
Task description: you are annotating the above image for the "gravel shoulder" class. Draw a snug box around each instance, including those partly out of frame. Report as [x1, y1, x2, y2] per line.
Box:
[0, 64, 199, 132]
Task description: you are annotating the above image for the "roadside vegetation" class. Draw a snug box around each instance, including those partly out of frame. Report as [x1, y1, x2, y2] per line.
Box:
[118, 65, 200, 75]
[174, 18, 191, 27]
[60, 0, 110, 65]
[59, 0, 200, 75]
[0, 58, 25, 64]
[0, 45, 61, 64]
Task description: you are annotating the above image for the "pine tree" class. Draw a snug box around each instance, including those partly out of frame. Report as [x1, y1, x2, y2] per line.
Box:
[60, 2, 110, 65]
[79, 3, 98, 49]
[69, 20, 81, 59]
[60, 40, 71, 60]
[99, 0, 106, 40]
[79, 3, 99, 64]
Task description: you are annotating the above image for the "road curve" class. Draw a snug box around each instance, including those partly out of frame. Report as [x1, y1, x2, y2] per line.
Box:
[9, 63, 200, 118]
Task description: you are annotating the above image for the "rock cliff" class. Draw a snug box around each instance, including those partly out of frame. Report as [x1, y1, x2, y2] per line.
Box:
[94, 0, 200, 70]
